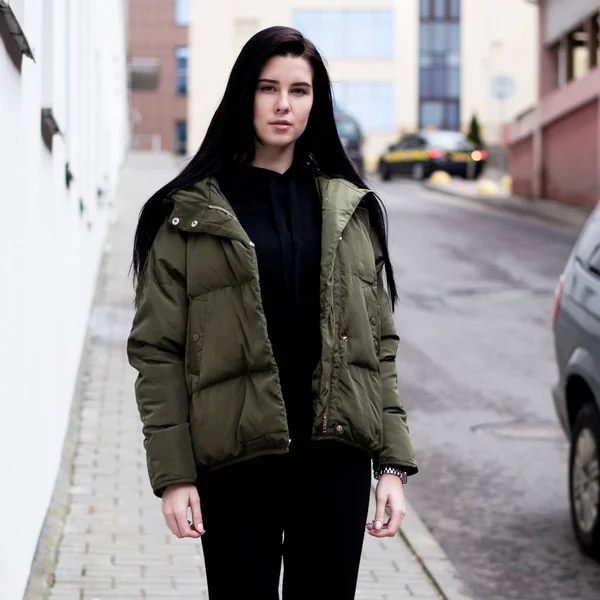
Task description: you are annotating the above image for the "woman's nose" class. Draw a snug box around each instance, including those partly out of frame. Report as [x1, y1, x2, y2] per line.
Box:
[275, 93, 290, 113]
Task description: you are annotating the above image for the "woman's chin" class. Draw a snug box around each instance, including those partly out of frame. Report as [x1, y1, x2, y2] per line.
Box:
[258, 133, 298, 150]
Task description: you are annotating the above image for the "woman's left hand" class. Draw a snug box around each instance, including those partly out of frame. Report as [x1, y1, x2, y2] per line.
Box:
[366, 474, 406, 537]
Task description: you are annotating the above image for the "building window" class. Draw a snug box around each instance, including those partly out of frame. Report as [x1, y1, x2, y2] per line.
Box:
[293, 10, 393, 59]
[175, 120, 187, 155]
[333, 82, 394, 131]
[175, 47, 188, 96]
[419, 0, 460, 130]
[569, 15, 600, 82]
[175, 0, 189, 26]
[0, 0, 34, 71]
[129, 57, 161, 91]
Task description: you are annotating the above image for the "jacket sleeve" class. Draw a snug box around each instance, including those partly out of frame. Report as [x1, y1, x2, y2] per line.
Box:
[371, 229, 419, 476]
[127, 223, 197, 497]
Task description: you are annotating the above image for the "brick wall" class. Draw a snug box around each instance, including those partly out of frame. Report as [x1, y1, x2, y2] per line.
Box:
[129, 0, 188, 153]
[543, 99, 599, 205]
[509, 135, 535, 198]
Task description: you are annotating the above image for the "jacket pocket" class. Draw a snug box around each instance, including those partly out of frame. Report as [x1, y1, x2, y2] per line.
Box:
[186, 297, 209, 377]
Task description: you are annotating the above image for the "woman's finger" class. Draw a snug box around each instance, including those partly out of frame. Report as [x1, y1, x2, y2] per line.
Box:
[189, 489, 205, 535]
[175, 509, 199, 538]
[373, 492, 388, 531]
[164, 511, 182, 538]
[386, 503, 406, 536]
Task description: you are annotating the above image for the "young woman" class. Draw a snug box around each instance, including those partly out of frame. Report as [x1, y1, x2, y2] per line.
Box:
[127, 25, 417, 600]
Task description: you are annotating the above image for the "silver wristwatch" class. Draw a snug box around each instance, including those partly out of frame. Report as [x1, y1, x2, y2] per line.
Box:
[374, 466, 408, 484]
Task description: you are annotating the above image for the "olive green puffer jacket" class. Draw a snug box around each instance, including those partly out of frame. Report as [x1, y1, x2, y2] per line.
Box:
[127, 174, 417, 496]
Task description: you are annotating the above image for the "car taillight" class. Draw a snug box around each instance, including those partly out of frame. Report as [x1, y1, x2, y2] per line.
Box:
[471, 150, 488, 161]
[552, 275, 564, 329]
[429, 148, 446, 159]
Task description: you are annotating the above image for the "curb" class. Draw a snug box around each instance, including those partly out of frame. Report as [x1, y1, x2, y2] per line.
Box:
[422, 182, 591, 232]
[371, 481, 476, 600]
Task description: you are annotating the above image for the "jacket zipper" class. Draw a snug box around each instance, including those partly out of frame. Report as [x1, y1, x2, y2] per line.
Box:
[207, 204, 239, 221]
[322, 260, 337, 433]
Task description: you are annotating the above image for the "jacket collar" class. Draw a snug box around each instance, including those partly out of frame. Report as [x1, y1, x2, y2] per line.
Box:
[168, 178, 252, 245]
[168, 174, 370, 249]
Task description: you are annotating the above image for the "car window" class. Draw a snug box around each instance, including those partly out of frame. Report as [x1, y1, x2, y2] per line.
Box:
[336, 117, 360, 140]
[424, 131, 475, 150]
[398, 135, 422, 149]
[391, 137, 408, 149]
[575, 216, 600, 277]
[588, 247, 600, 276]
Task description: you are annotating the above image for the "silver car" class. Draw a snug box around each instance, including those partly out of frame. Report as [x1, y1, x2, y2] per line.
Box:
[553, 203, 600, 560]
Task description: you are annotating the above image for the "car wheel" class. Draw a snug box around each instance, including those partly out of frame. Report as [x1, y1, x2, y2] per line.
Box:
[569, 402, 600, 560]
[380, 163, 392, 181]
[412, 163, 425, 181]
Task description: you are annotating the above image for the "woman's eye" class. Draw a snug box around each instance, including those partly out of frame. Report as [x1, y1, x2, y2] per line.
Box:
[260, 85, 275, 92]
[292, 88, 307, 95]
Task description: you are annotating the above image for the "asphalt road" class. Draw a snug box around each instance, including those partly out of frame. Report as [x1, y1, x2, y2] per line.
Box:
[370, 175, 600, 600]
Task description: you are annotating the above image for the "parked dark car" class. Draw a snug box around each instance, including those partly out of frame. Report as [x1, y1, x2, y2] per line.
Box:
[335, 111, 364, 176]
[552, 203, 600, 560]
[377, 129, 487, 181]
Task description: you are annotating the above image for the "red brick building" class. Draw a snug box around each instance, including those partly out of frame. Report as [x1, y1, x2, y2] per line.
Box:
[128, 0, 189, 154]
[507, 0, 600, 206]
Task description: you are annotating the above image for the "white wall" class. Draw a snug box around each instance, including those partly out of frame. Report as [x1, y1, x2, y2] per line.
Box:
[0, 1, 129, 598]
[462, 0, 538, 144]
[189, 0, 410, 163]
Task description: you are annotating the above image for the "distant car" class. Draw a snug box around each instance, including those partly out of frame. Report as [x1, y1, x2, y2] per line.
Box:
[377, 129, 487, 181]
[552, 203, 600, 560]
[335, 111, 364, 176]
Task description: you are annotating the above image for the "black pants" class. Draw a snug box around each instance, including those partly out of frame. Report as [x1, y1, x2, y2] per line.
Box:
[197, 441, 372, 600]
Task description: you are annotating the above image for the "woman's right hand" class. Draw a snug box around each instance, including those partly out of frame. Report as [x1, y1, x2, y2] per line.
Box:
[161, 483, 205, 538]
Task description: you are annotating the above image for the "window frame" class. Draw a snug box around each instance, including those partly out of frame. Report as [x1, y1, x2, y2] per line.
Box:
[175, 46, 188, 97]
[175, 119, 187, 155]
[174, 0, 189, 26]
[293, 9, 394, 59]
[418, 0, 461, 130]
[333, 81, 395, 132]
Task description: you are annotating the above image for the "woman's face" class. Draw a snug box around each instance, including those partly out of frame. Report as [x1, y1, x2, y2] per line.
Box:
[253, 54, 314, 151]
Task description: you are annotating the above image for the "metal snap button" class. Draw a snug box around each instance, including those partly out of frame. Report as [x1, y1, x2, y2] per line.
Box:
[172, 217, 180, 225]
[335, 424, 344, 434]
[191, 220, 198, 227]
[370, 317, 376, 326]
[341, 335, 348, 342]
[249, 241, 255, 248]
[192, 333, 200, 342]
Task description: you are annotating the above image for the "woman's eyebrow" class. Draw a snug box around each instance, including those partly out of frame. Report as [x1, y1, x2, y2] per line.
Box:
[258, 78, 312, 88]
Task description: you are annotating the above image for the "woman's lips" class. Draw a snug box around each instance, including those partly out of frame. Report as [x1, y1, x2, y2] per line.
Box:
[271, 121, 292, 130]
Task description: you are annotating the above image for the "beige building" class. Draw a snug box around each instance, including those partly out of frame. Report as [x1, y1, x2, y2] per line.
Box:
[189, 0, 537, 166]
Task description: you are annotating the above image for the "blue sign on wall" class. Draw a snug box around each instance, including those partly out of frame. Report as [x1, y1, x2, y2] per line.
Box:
[491, 75, 515, 100]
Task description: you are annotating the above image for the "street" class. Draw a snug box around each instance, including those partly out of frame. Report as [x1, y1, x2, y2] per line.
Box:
[371, 175, 600, 599]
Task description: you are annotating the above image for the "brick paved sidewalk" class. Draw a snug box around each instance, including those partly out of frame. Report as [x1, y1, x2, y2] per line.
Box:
[33, 152, 444, 600]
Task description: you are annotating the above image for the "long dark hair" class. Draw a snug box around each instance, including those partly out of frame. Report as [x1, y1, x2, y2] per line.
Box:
[131, 25, 398, 307]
